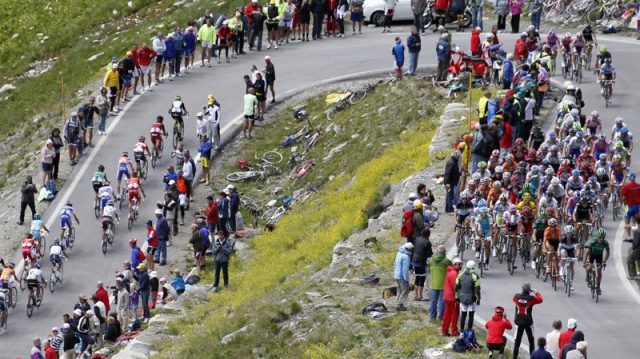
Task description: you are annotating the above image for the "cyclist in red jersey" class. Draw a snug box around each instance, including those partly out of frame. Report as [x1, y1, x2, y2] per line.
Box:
[127, 171, 146, 215]
[150, 116, 168, 157]
[21, 234, 40, 268]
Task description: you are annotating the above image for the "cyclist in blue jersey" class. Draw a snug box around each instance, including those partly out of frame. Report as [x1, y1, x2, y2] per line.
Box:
[116, 152, 134, 195]
[59, 201, 80, 242]
[30, 213, 49, 255]
[475, 206, 493, 270]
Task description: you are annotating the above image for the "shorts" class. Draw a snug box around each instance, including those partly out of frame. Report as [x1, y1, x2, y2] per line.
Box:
[413, 265, 426, 287]
[132, 67, 141, 78]
[218, 39, 229, 48]
[626, 204, 640, 220]
[614, 173, 624, 184]
[257, 94, 266, 102]
[0, 300, 5, 311]
[100, 197, 109, 209]
[151, 134, 163, 146]
[27, 279, 39, 290]
[487, 341, 506, 353]
[134, 152, 146, 162]
[155, 55, 164, 64]
[140, 65, 152, 75]
[93, 181, 103, 192]
[575, 214, 591, 223]
[435, 9, 446, 17]
[460, 302, 477, 312]
[101, 217, 114, 230]
[350, 13, 364, 22]
[279, 19, 292, 28]
[67, 135, 78, 147]
[244, 114, 255, 120]
[128, 191, 141, 202]
[569, 147, 580, 158]
[266, 22, 278, 32]
[108, 86, 117, 98]
[183, 47, 193, 56]
[562, 247, 576, 258]
[603, 73, 613, 80]
[231, 34, 238, 42]
[147, 246, 157, 255]
[117, 168, 130, 182]
[201, 156, 210, 168]
[394, 61, 403, 69]
[587, 127, 597, 135]
[22, 251, 34, 262]
[42, 162, 53, 172]
[201, 41, 214, 49]
[60, 215, 72, 230]
[123, 75, 132, 86]
[588, 253, 603, 264]
[49, 254, 61, 265]
[457, 213, 470, 225]
[83, 118, 94, 129]
[546, 239, 560, 252]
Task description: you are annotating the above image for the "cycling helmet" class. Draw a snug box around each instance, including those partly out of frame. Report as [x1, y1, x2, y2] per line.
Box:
[523, 193, 532, 200]
[564, 225, 574, 234]
[572, 169, 580, 177]
[478, 161, 488, 169]
[546, 168, 555, 176]
[492, 149, 500, 157]
[129, 238, 137, 247]
[35, 263, 42, 269]
[413, 199, 423, 210]
[589, 176, 597, 183]
[543, 44, 551, 51]
[122, 152, 129, 156]
[8, 262, 15, 268]
[34, 213, 41, 220]
[461, 190, 472, 199]
[551, 177, 560, 185]
[598, 134, 606, 141]
[540, 210, 548, 219]
[479, 206, 489, 214]
[545, 190, 553, 197]
[615, 117, 624, 125]
[54, 238, 60, 245]
[481, 177, 490, 185]
[549, 29, 556, 36]
[472, 173, 481, 181]
[620, 127, 630, 135]
[597, 228, 606, 238]
[549, 218, 558, 226]
[528, 25, 535, 31]
[503, 172, 512, 179]
[605, 58, 612, 64]
[615, 141, 624, 148]
[598, 153, 606, 160]
[492, 181, 502, 189]
[521, 32, 528, 39]
[596, 167, 606, 176]
[499, 193, 509, 201]
[521, 206, 531, 215]
[519, 161, 527, 168]
[576, 130, 584, 138]
[548, 132, 556, 139]
[531, 165, 539, 173]
[613, 154, 622, 161]
[576, 32, 583, 38]
[569, 128, 577, 136]
[474, 190, 483, 198]
[467, 180, 477, 189]
[509, 204, 518, 212]
[506, 154, 515, 161]
[139, 136, 145, 142]
[98, 164, 105, 172]
[175, 95, 182, 101]
[565, 32, 572, 38]
[523, 183, 532, 191]
[156, 115, 164, 122]
[66, 201, 73, 206]
[550, 145, 558, 152]
[486, 33, 495, 40]
[600, 45, 607, 53]
[495, 165, 504, 174]
[566, 84, 576, 91]
[590, 110, 599, 117]
[581, 147, 590, 154]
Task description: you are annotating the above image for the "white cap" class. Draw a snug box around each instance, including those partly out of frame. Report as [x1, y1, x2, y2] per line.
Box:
[51, 327, 59, 332]
[452, 257, 463, 265]
[150, 271, 158, 278]
[197, 112, 203, 117]
[466, 260, 476, 269]
[168, 180, 176, 185]
[404, 242, 414, 250]
[155, 208, 163, 215]
[567, 318, 577, 329]
[112, 63, 118, 69]
[226, 184, 235, 190]
[264, 55, 271, 61]
[73, 309, 82, 316]
[408, 192, 418, 200]
[577, 341, 588, 350]
[63, 323, 71, 329]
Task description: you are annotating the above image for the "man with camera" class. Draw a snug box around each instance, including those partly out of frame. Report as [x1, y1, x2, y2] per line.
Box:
[485, 306, 512, 359]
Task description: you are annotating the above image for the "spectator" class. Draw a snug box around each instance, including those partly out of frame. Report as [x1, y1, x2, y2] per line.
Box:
[350, 0, 364, 35]
[150, 271, 159, 309]
[530, 337, 554, 359]
[411, 0, 427, 32]
[530, 0, 543, 30]
[406, 26, 421, 76]
[469, 0, 484, 30]
[103, 316, 120, 343]
[203, 195, 219, 233]
[49, 128, 64, 180]
[42, 339, 56, 359]
[478, 90, 491, 125]
[135, 263, 151, 323]
[198, 19, 216, 67]
[217, 191, 231, 237]
[485, 306, 512, 358]
[336, 0, 348, 38]
[189, 223, 206, 270]
[74, 294, 91, 313]
[115, 279, 130, 333]
[227, 185, 240, 235]
[160, 277, 178, 303]
[40, 139, 55, 185]
[300, 0, 311, 40]
[627, 215, 640, 279]
[455, 260, 481, 331]
[545, 320, 562, 358]
[429, 244, 451, 320]
[494, 0, 509, 32]
[512, 282, 543, 359]
[470, 27, 481, 56]
[155, 208, 170, 266]
[95, 87, 109, 135]
[173, 27, 184, 76]
[184, 26, 197, 72]
[412, 227, 433, 301]
[91, 294, 106, 346]
[409, 200, 425, 242]
[325, 0, 338, 37]
[145, 220, 158, 271]
[18, 176, 37, 225]
[62, 323, 78, 359]
[392, 37, 405, 81]
[393, 242, 413, 311]
[95, 281, 110, 313]
[103, 65, 120, 114]
[48, 327, 63, 354]
[382, 0, 397, 33]
[212, 230, 235, 292]
[559, 331, 585, 359]
[77, 311, 95, 355]
[171, 269, 186, 295]
[163, 33, 176, 80]
[508, 0, 524, 33]
[566, 341, 588, 359]
[266, 1, 280, 48]
[244, 88, 258, 138]
[137, 43, 157, 91]
[443, 150, 461, 213]
[442, 257, 462, 336]
[310, 0, 325, 40]
[264, 56, 276, 103]
[435, 33, 451, 81]
[63, 112, 83, 164]
[250, 5, 267, 50]
[198, 135, 212, 185]
[502, 53, 515, 89]
[559, 318, 578, 353]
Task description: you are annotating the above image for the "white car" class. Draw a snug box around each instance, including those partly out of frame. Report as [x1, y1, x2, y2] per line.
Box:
[363, 0, 414, 27]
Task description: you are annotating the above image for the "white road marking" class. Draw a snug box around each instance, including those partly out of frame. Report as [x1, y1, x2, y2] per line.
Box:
[614, 216, 640, 304]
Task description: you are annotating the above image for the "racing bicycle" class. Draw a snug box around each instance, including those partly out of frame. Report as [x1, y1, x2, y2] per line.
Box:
[128, 197, 139, 231]
[26, 283, 44, 318]
[49, 258, 64, 293]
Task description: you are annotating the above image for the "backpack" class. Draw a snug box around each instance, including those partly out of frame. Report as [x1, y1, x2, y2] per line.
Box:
[45, 180, 58, 195]
[400, 210, 414, 238]
[452, 329, 480, 352]
[185, 274, 200, 285]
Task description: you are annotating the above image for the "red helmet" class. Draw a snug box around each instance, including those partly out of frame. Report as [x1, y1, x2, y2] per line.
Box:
[129, 238, 137, 247]
[521, 206, 531, 215]
[516, 138, 524, 145]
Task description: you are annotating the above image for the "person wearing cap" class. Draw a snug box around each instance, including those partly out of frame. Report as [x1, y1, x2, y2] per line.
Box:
[198, 18, 217, 67]
[152, 32, 166, 83]
[512, 282, 543, 359]
[212, 230, 235, 292]
[545, 320, 562, 358]
[218, 20, 232, 63]
[435, 32, 451, 81]
[74, 294, 91, 313]
[558, 318, 577, 353]
[103, 63, 120, 114]
[95, 281, 110, 314]
[485, 306, 512, 358]
[134, 262, 151, 322]
[443, 150, 461, 213]
[442, 257, 462, 336]
[49, 326, 63, 353]
[204, 94, 222, 150]
[62, 321, 78, 358]
[40, 137, 56, 186]
[455, 260, 481, 331]
[217, 190, 231, 237]
[509, 0, 524, 33]
[621, 172, 640, 239]
[155, 208, 171, 266]
[198, 134, 213, 185]
[393, 242, 414, 311]
[566, 341, 587, 359]
[163, 32, 176, 80]
[391, 37, 405, 81]
[149, 270, 159, 309]
[121, 50, 135, 103]
[264, 56, 276, 103]
[92, 293, 107, 345]
[76, 309, 95, 355]
[18, 175, 38, 226]
[228, 11, 244, 58]
[429, 244, 452, 320]
[173, 27, 184, 76]
[412, 227, 432, 301]
[183, 24, 197, 72]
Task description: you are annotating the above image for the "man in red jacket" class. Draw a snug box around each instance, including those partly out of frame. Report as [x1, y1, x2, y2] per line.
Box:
[434, 0, 452, 29]
[203, 195, 219, 234]
[558, 318, 577, 353]
[514, 32, 528, 63]
[512, 283, 543, 359]
[130, 45, 142, 95]
[95, 281, 111, 314]
[136, 43, 157, 92]
[485, 306, 512, 358]
[470, 27, 481, 56]
[442, 257, 462, 336]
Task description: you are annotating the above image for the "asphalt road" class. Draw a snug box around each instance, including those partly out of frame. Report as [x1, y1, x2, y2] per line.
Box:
[2, 23, 640, 358]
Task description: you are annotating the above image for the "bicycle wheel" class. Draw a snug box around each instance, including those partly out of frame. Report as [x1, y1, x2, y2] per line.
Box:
[26, 297, 33, 318]
[151, 153, 157, 169]
[262, 150, 284, 164]
[102, 238, 108, 255]
[94, 199, 100, 219]
[349, 90, 367, 104]
[10, 286, 17, 308]
[128, 215, 134, 231]
[107, 230, 114, 246]
[535, 255, 542, 278]
[552, 266, 557, 291]
[479, 249, 484, 278]
[508, 248, 515, 276]
[172, 127, 179, 149]
[36, 288, 44, 306]
[567, 272, 573, 297]
[19, 272, 26, 291]
[143, 160, 149, 179]
[458, 233, 465, 261]
[119, 187, 126, 210]
[49, 272, 56, 293]
[227, 172, 257, 182]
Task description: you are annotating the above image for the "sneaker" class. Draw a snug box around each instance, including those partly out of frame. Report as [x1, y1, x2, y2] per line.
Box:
[143, 318, 149, 324]
[502, 246, 507, 254]
[531, 261, 536, 270]
[396, 304, 408, 312]
[212, 286, 218, 292]
[475, 251, 481, 259]
[267, 43, 272, 49]
[492, 247, 497, 257]
[275, 43, 279, 49]
[484, 264, 491, 271]
[597, 288, 602, 295]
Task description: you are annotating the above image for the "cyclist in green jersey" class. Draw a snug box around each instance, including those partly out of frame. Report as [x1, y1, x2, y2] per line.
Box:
[92, 165, 110, 199]
[583, 228, 609, 295]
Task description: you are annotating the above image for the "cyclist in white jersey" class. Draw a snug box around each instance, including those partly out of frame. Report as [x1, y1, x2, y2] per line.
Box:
[102, 200, 119, 243]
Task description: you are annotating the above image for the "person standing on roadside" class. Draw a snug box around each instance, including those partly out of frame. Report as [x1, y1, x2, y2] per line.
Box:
[508, 0, 524, 33]
[103, 64, 120, 114]
[545, 320, 562, 358]
[152, 33, 166, 83]
[253, 72, 267, 120]
[183, 27, 197, 72]
[559, 332, 585, 359]
[134, 263, 151, 323]
[566, 341, 588, 359]
[243, 88, 258, 138]
[212, 230, 235, 292]
[95, 87, 109, 135]
[494, 0, 509, 32]
[393, 242, 413, 311]
[435, 33, 451, 81]
[444, 150, 461, 213]
[155, 208, 170, 266]
[40, 139, 55, 186]
[310, 0, 326, 40]
[227, 185, 240, 236]
[529, 0, 543, 30]
[412, 227, 432, 301]
[217, 191, 231, 237]
[136, 43, 156, 91]
[63, 112, 82, 165]
[429, 244, 452, 320]
[530, 337, 553, 359]
[512, 282, 543, 359]
[382, 0, 397, 33]
[411, 0, 427, 33]
[627, 214, 640, 279]
[164, 33, 176, 80]
[121, 51, 135, 102]
[406, 26, 421, 76]
[469, 0, 484, 31]
[442, 257, 462, 336]
[264, 56, 276, 103]
[335, 0, 348, 38]
[251, 6, 267, 50]
[50, 128, 64, 180]
[392, 37, 405, 81]
[559, 318, 577, 353]
[198, 18, 216, 68]
[18, 176, 37, 225]
[182, 150, 195, 202]
[455, 260, 481, 331]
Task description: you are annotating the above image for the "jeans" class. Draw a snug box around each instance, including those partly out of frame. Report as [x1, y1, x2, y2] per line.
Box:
[155, 239, 168, 263]
[513, 324, 534, 359]
[236, 31, 245, 53]
[536, 90, 545, 110]
[442, 300, 460, 335]
[213, 261, 229, 288]
[140, 289, 151, 318]
[250, 29, 263, 50]
[173, 54, 182, 74]
[217, 217, 229, 237]
[408, 51, 419, 75]
[413, 12, 423, 30]
[531, 12, 541, 30]
[165, 55, 175, 75]
[471, 7, 483, 30]
[98, 113, 107, 132]
[312, 11, 325, 39]
[445, 184, 458, 213]
[429, 289, 445, 319]
[229, 210, 238, 232]
[437, 58, 449, 81]
[19, 200, 36, 223]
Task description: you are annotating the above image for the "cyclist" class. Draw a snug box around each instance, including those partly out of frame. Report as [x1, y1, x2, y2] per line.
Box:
[126, 171, 146, 217]
[21, 234, 40, 269]
[595, 167, 610, 208]
[538, 190, 559, 219]
[614, 126, 633, 153]
[520, 206, 535, 264]
[611, 117, 627, 140]
[543, 218, 561, 274]
[49, 238, 66, 281]
[592, 134, 609, 161]
[546, 29, 560, 58]
[571, 32, 586, 71]
[91, 165, 110, 203]
[0, 263, 18, 307]
[454, 190, 474, 255]
[59, 201, 80, 244]
[26, 262, 46, 306]
[502, 205, 522, 269]
[611, 141, 630, 167]
[599, 58, 616, 97]
[98, 182, 116, 210]
[595, 45, 612, 75]
[168, 95, 188, 140]
[0, 286, 7, 328]
[102, 200, 120, 243]
[30, 213, 49, 255]
[559, 225, 579, 290]
[150, 116, 168, 157]
[559, 32, 572, 68]
[474, 206, 493, 270]
[582, 24, 597, 50]
[583, 228, 609, 295]
[585, 110, 602, 138]
[133, 136, 152, 176]
[116, 152, 134, 195]
[573, 196, 594, 246]
[610, 154, 627, 186]
[517, 192, 536, 213]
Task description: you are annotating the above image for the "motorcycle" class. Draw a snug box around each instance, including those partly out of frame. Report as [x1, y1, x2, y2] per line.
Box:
[445, 47, 487, 82]
[423, 0, 472, 31]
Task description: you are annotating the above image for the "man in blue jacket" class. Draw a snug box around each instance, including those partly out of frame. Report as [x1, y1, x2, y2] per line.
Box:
[155, 208, 171, 266]
[502, 53, 515, 90]
[436, 33, 451, 81]
[393, 242, 414, 311]
[406, 26, 422, 76]
[392, 37, 405, 81]
[163, 33, 176, 80]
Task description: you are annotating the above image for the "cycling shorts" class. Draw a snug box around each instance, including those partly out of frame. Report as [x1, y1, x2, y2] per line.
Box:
[562, 246, 576, 258]
[614, 173, 624, 184]
[575, 214, 591, 223]
[60, 215, 72, 230]
[128, 191, 141, 202]
[134, 152, 146, 162]
[49, 254, 61, 265]
[602, 73, 613, 80]
[457, 213, 470, 225]
[26, 279, 39, 290]
[495, 216, 503, 226]
[569, 147, 580, 158]
[626, 204, 640, 220]
[546, 239, 560, 251]
[0, 300, 5, 311]
[100, 197, 110, 209]
[588, 253, 603, 264]
[102, 217, 114, 230]
[22, 250, 34, 262]
[171, 115, 184, 124]
[117, 168, 130, 182]
[92, 181, 103, 192]
[151, 134, 162, 144]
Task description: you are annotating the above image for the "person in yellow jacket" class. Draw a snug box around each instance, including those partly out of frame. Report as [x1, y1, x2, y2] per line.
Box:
[477, 90, 491, 125]
[458, 140, 471, 191]
[198, 18, 217, 67]
[228, 12, 243, 58]
[103, 63, 120, 113]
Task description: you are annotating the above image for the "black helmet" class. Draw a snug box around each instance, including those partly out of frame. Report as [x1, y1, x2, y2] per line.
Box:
[98, 164, 105, 172]
[156, 115, 164, 122]
[522, 282, 532, 293]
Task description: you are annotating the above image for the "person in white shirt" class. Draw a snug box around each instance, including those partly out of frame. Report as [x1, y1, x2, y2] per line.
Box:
[205, 101, 221, 150]
[152, 32, 167, 84]
[545, 320, 562, 358]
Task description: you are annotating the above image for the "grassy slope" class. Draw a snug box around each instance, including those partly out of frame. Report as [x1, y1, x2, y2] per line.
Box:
[155, 80, 487, 358]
